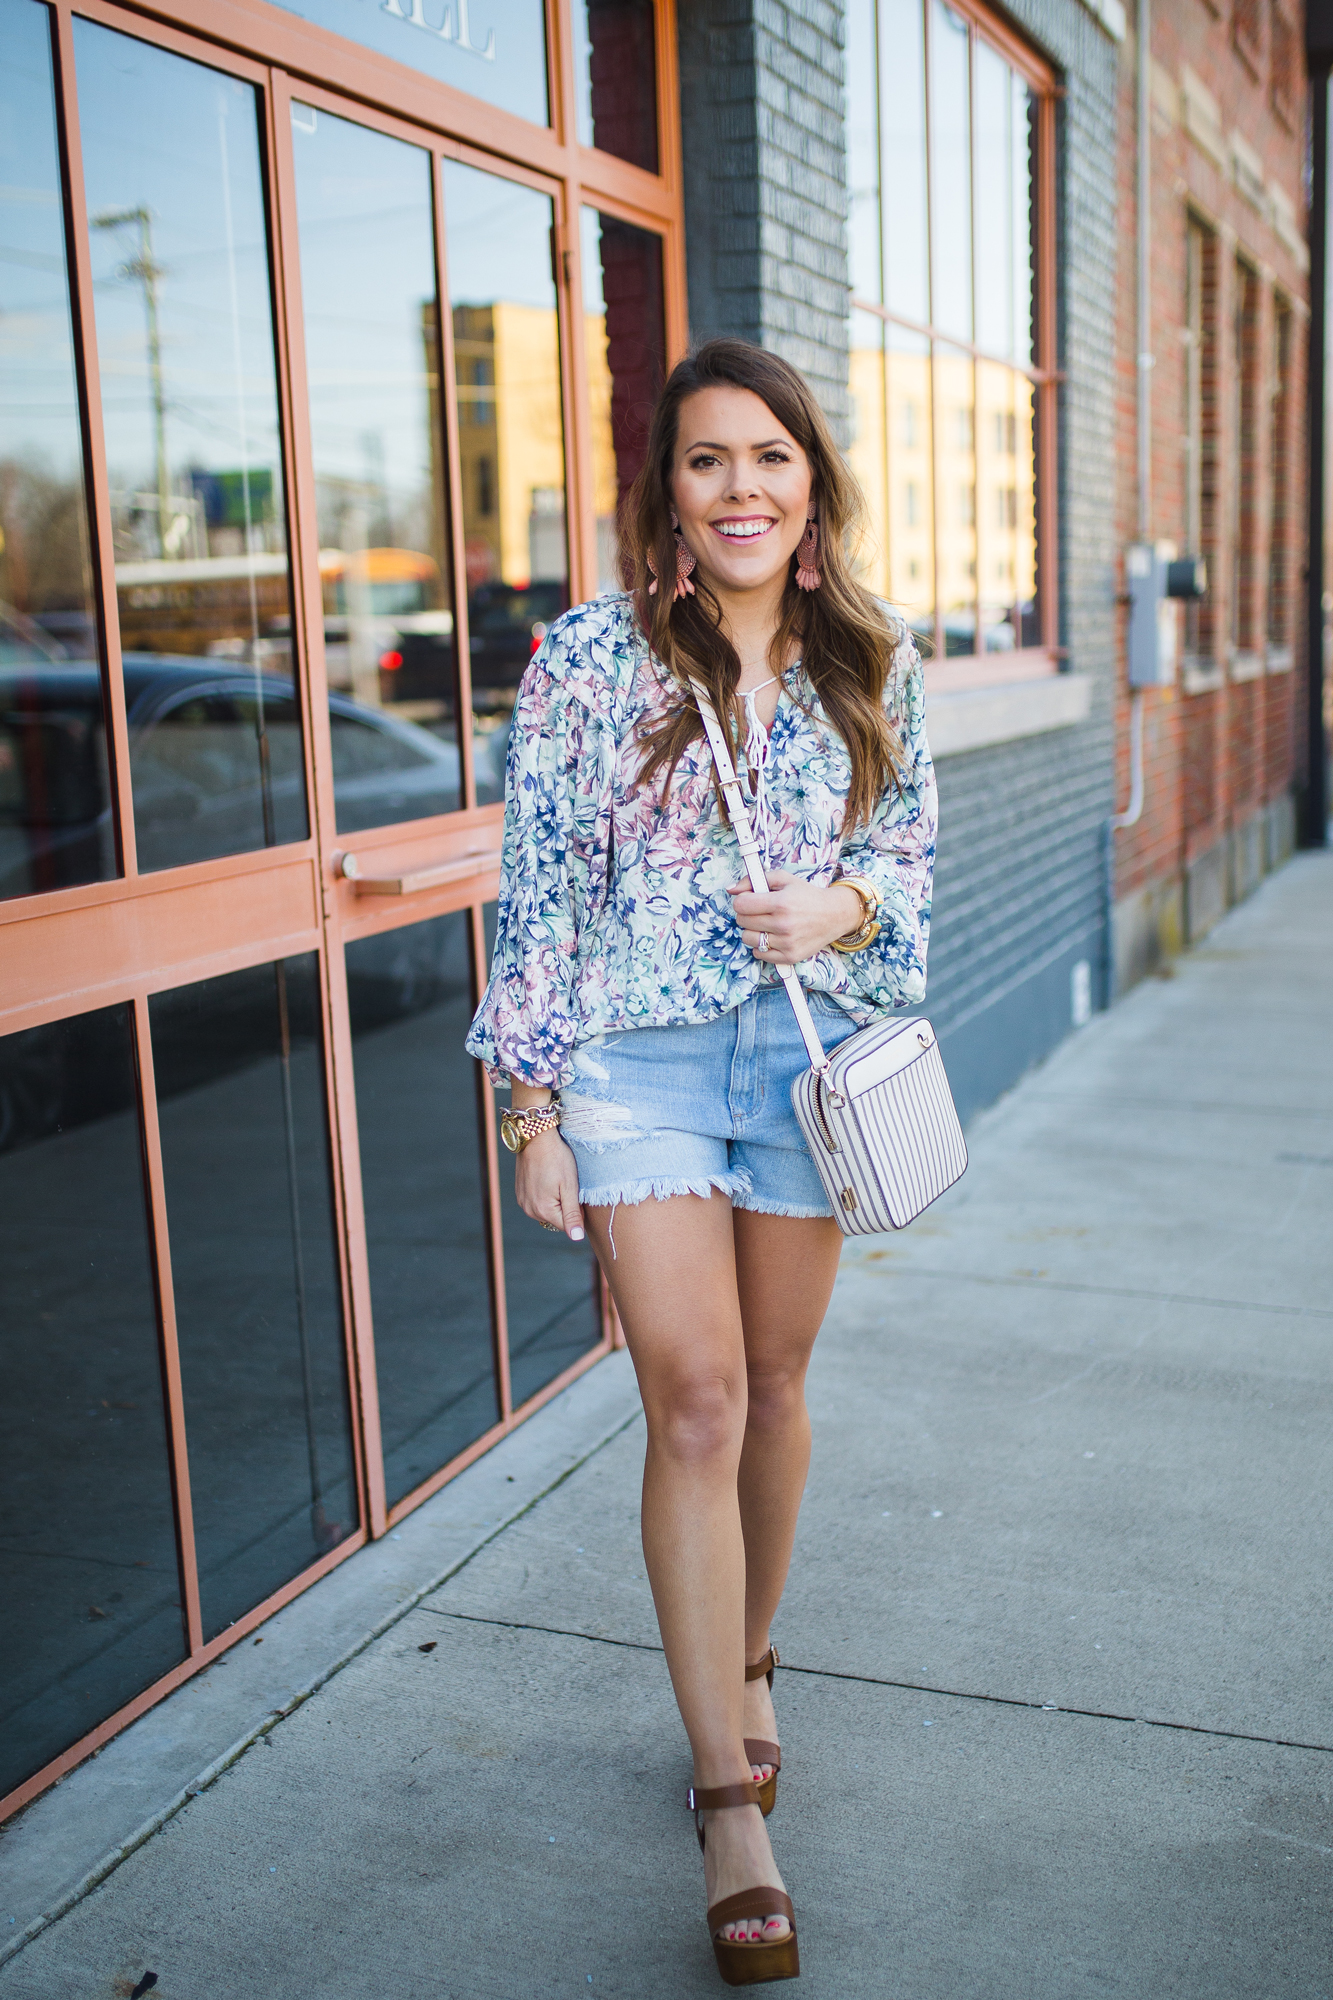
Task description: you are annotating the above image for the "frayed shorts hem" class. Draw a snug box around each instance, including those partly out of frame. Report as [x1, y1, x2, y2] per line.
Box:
[730, 1192, 834, 1220]
[575, 1170, 752, 1210]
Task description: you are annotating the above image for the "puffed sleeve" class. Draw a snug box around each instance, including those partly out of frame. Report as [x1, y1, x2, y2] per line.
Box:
[828, 635, 936, 1011]
[465, 621, 614, 1088]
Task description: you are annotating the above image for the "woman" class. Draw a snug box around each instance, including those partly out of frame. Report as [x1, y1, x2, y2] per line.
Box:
[467, 339, 935, 1984]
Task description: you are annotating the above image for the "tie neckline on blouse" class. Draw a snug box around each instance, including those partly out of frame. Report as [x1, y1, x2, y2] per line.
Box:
[737, 676, 778, 866]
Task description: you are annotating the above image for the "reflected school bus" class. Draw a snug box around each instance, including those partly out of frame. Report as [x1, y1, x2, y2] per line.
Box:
[113, 545, 457, 718]
[115, 551, 292, 668]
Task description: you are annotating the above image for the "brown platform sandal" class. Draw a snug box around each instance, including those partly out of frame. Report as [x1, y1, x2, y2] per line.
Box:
[689, 1779, 799, 1986]
[744, 1646, 781, 1818]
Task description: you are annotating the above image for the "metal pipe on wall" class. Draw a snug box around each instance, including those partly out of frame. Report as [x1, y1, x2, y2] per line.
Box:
[1304, 56, 1331, 847]
[1136, 0, 1151, 542]
[1104, 0, 1154, 1005]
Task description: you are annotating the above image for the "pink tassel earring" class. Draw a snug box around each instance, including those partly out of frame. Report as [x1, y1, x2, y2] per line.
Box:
[795, 515, 821, 591]
[647, 513, 697, 601]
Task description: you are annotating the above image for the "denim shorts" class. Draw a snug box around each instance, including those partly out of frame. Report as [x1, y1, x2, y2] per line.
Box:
[559, 985, 859, 1221]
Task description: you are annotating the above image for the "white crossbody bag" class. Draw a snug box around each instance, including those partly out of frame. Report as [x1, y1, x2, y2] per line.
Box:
[691, 679, 967, 1235]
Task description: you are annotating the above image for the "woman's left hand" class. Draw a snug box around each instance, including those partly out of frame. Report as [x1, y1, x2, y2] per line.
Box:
[729, 871, 867, 966]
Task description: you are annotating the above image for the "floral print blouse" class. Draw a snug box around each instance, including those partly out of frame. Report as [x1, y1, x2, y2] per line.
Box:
[466, 593, 937, 1089]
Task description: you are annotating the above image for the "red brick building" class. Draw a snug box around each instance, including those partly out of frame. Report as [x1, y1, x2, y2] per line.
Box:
[1111, 0, 1310, 989]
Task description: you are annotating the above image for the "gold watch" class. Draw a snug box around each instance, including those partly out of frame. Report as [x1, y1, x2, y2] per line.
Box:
[500, 1102, 562, 1153]
[831, 872, 882, 954]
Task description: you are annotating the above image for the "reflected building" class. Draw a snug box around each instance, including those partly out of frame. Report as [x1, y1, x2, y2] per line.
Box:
[454, 297, 617, 596]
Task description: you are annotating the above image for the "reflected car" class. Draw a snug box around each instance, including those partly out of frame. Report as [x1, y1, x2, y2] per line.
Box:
[0, 647, 466, 900]
[368, 578, 566, 713]
[381, 579, 568, 715]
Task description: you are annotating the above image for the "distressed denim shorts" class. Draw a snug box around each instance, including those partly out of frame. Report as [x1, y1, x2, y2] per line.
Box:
[559, 985, 859, 1223]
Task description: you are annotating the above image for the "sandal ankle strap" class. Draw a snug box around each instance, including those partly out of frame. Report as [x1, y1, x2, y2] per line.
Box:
[688, 1781, 761, 1813]
[745, 1645, 780, 1683]
[690, 1777, 761, 1852]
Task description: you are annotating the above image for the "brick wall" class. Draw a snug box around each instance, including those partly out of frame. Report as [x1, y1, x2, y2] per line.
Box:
[675, 0, 850, 437]
[1110, 0, 1308, 987]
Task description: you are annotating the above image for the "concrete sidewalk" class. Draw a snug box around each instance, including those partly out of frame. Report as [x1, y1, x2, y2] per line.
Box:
[3, 853, 1331, 1997]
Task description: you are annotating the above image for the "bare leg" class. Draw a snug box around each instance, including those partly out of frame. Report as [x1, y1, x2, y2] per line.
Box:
[734, 1210, 843, 1777]
[583, 1192, 790, 1944]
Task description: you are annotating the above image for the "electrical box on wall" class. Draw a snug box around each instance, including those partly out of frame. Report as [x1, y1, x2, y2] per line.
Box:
[1125, 542, 1207, 687]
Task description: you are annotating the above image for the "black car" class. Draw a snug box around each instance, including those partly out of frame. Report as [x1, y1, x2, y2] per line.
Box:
[388, 580, 568, 711]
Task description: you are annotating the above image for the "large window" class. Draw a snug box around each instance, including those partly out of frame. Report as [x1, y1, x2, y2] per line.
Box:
[1184, 213, 1221, 673]
[1232, 256, 1262, 660]
[846, 0, 1056, 669]
[1267, 296, 1294, 652]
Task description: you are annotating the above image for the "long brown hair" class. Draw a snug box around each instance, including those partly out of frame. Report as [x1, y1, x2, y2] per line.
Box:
[621, 338, 906, 832]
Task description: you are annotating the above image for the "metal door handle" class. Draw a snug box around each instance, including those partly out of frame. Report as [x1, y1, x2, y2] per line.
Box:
[338, 847, 502, 896]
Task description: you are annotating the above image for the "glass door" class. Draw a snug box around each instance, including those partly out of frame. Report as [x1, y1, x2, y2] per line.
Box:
[1, 6, 364, 1816]
[280, 95, 612, 1529]
[2, 0, 678, 1821]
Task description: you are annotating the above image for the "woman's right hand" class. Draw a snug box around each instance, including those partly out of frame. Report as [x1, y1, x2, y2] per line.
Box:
[514, 1130, 586, 1241]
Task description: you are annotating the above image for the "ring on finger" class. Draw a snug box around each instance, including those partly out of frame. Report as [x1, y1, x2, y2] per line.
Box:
[758, 930, 769, 953]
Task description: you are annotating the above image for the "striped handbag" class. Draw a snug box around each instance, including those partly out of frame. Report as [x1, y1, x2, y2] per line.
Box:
[691, 679, 967, 1236]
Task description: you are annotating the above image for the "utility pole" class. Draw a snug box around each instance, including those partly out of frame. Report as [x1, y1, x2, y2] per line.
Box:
[93, 205, 171, 557]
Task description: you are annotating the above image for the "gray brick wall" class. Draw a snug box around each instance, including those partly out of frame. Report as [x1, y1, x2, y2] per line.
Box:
[675, 0, 1122, 1121]
[676, 0, 850, 435]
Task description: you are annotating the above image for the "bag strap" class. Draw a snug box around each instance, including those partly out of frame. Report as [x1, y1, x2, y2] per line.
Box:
[689, 678, 830, 1075]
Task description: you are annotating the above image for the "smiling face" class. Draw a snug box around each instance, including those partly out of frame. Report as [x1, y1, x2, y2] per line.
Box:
[669, 385, 814, 604]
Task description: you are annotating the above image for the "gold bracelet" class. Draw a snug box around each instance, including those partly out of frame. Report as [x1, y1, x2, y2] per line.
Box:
[831, 872, 882, 954]
[500, 1102, 562, 1153]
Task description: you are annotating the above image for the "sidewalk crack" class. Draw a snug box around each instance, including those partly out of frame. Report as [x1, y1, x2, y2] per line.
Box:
[423, 1610, 1333, 1758]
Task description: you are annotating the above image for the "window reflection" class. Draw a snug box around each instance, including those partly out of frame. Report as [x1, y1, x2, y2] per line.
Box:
[128, 665, 307, 869]
[848, 313, 935, 651]
[149, 956, 356, 1640]
[292, 104, 462, 831]
[75, 22, 307, 870]
[0, 1004, 182, 1801]
[266, 0, 547, 128]
[935, 344, 976, 655]
[581, 209, 666, 592]
[976, 361, 1037, 650]
[0, 0, 114, 903]
[444, 163, 568, 795]
[573, 0, 659, 172]
[845, 0, 1044, 663]
[929, 1, 973, 344]
[974, 45, 1035, 366]
[345, 915, 498, 1506]
[880, 0, 929, 323]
